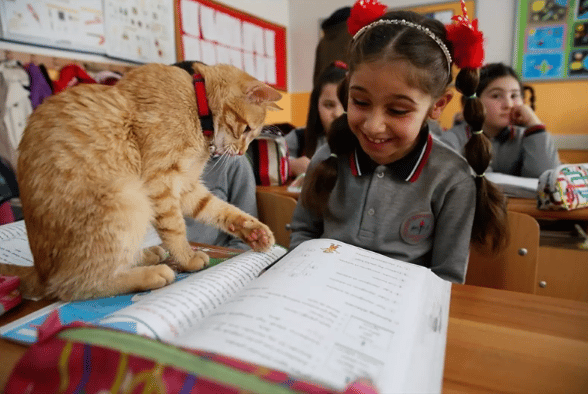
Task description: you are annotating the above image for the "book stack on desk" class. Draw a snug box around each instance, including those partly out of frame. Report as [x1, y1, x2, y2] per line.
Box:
[485, 172, 539, 199]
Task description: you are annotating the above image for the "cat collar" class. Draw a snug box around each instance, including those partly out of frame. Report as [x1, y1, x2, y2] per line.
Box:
[193, 74, 214, 137]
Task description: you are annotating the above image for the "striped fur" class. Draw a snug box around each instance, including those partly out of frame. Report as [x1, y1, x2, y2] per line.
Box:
[3, 62, 280, 301]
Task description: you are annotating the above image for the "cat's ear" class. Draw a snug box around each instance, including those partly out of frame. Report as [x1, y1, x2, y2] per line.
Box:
[266, 102, 282, 111]
[245, 82, 282, 106]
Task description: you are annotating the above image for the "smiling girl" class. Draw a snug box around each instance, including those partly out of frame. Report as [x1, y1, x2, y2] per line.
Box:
[441, 63, 560, 178]
[288, 1, 509, 283]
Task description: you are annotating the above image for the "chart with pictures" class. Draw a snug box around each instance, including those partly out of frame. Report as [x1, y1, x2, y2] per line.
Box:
[0, 0, 105, 54]
[514, 0, 588, 80]
[103, 0, 176, 64]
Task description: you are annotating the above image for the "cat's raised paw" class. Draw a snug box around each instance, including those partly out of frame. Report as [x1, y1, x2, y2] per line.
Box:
[244, 223, 275, 252]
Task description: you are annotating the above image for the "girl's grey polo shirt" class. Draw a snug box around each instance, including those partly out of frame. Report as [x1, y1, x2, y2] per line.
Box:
[289, 130, 476, 283]
[439, 123, 560, 178]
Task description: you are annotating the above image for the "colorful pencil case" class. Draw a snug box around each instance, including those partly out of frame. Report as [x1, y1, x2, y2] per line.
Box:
[537, 164, 588, 211]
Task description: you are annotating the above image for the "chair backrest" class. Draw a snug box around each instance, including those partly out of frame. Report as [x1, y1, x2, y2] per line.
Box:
[256, 190, 298, 248]
[466, 211, 540, 293]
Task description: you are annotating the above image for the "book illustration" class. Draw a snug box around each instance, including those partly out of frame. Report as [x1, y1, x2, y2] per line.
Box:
[322, 243, 341, 253]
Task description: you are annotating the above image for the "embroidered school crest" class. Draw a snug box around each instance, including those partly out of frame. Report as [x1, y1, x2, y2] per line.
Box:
[400, 213, 434, 244]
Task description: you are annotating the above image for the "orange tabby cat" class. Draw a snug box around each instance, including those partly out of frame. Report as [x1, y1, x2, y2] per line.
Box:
[0, 62, 280, 301]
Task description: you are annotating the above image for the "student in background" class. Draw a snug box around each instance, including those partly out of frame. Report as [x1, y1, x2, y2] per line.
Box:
[289, 1, 508, 284]
[184, 155, 257, 250]
[286, 62, 347, 177]
[440, 62, 560, 178]
[313, 6, 352, 87]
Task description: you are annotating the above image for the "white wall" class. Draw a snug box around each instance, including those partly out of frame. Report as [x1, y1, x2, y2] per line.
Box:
[0, 0, 518, 94]
[218, 0, 289, 26]
[288, 0, 518, 92]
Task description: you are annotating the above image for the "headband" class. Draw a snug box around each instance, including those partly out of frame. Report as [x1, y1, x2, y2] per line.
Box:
[352, 19, 452, 73]
[347, 0, 485, 71]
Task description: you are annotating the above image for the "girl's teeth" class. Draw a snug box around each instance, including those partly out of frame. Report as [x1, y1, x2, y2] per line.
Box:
[367, 136, 385, 143]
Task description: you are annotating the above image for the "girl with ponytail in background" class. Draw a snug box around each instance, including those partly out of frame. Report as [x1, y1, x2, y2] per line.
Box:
[289, 0, 509, 283]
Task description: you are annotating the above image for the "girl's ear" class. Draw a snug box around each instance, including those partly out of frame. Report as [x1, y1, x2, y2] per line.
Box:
[429, 90, 454, 120]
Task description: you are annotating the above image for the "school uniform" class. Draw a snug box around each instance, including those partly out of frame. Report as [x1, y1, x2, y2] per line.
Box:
[289, 127, 476, 283]
[439, 123, 560, 178]
[284, 127, 326, 159]
[184, 155, 257, 250]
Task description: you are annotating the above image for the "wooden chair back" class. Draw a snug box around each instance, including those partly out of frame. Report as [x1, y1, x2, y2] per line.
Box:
[466, 211, 540, 293]
[256, 190, 298, 248]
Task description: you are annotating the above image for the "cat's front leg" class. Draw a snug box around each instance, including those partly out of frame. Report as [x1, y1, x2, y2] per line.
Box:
[182, 184, 275, 251]
[150, 185, 210, 272]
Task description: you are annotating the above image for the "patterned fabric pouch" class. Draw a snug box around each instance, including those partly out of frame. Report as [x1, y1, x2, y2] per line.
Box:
[5, 311, 378, 394]
[0, 275, 21, 316]
[247, 129, 290, 186]
[537, 164, 588, 211]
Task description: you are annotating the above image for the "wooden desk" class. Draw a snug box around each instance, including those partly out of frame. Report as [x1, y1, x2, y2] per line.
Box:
[508, 197, 588, 221]
[1, 285, 587, 393]
[256, 188, 588, 223]
[256, 184, 300, 200]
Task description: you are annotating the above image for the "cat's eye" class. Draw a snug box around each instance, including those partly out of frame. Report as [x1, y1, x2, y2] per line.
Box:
[244, 125, 251, 133]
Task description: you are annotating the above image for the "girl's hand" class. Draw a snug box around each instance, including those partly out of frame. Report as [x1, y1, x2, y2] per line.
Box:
[510, 104, 542, 128]
[289, 156, 311, 178]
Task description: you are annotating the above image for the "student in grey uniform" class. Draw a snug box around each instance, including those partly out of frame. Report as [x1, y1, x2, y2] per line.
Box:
[440, 63, 560, 178]
[285, 62, 346, 178]
[289, 6, 509, 284]
[184, 155, 257, 250]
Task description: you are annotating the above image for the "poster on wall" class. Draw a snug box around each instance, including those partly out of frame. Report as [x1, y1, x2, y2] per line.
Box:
[177, 0, 287, 91]
[514, 0, 588, 80]
[103, 0, 176, 64]
[0, 0, 106, 54]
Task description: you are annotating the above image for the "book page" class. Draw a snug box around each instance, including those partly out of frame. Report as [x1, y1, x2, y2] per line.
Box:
[485, 172, 539, 198]
[0, 222, 162, 268]
[97, 245, 286, 340]
[171, 239, 451, 393]
[0, 221, 33, 267]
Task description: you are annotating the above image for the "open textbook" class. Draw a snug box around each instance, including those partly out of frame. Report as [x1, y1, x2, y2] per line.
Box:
[485, 172, 539, 199]
[0, 220, 451, 394]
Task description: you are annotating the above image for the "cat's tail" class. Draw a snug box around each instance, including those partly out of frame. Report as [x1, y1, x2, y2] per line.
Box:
[0, 264, 44, 299]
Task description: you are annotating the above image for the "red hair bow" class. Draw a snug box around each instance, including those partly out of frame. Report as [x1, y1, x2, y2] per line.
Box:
[445, 0, 485, 69]
[347, 0, 387, 36]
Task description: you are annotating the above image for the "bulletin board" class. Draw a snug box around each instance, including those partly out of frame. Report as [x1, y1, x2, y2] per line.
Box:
[0, 0, 106, 54]
[103, 0, 176, 64]
[0, 0, 176, 64]
[514, 0, 588, 81]
[175, 0, 287, 91]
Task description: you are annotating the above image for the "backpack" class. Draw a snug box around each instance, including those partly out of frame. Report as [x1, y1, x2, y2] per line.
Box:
[4, 311, 376, 394]
[247, 128, 290, 186]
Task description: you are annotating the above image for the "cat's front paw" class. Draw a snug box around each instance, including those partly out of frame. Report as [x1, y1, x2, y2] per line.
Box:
[144, 264, 176, 289]
[230, 219, 275, 251]
[177, 250, 210, 271]
[141, 245, 169, 266]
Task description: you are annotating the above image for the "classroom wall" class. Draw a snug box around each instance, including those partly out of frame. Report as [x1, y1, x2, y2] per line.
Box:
[287, 0, 588, 161]
[2, 0, 586, 158]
